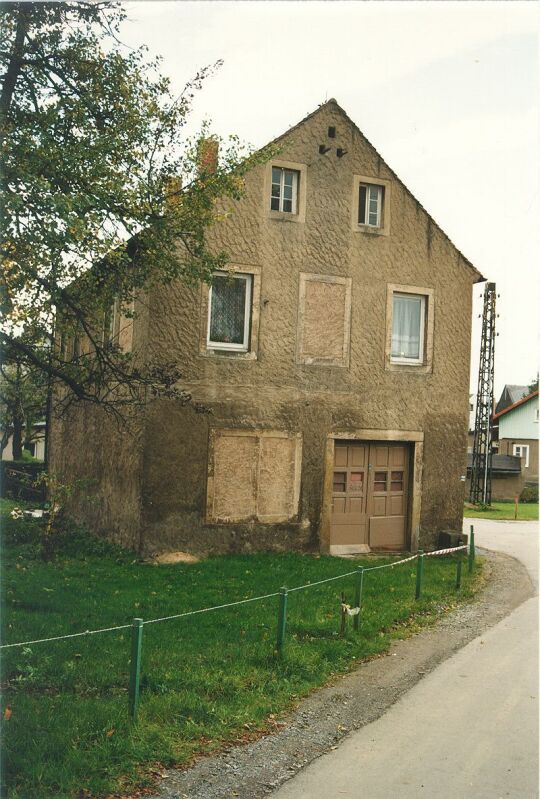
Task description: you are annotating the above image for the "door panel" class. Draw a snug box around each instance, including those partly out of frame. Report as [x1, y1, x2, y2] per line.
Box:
[330, 442, 368, 550]
[389, 495, 404, 515]
[371, 496, 386, 516]
[350, 447, 366, 467]
[333, 496, 346, 513]
[367, 444, 409, 550]
[334, 444, 348, 467]
[373, 446, 389, 467]
[390, 447, 406, 467]
[370, 516, 406, 549]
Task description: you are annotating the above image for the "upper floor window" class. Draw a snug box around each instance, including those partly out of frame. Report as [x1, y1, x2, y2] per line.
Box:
[207, 272, 252, 352]
[352, 175, 391, 236]
[391, 293, 426, 364]
[385, 284, 434, 373]
[271, 167, 299, 214]
[359, 183, 384, 228]
[103, 299, 119, 347]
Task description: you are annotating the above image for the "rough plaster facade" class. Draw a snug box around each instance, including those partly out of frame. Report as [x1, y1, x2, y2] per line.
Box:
[51, 100, 483, 555]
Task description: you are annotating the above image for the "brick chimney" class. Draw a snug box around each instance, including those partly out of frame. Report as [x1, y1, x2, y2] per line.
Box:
[197, 137, 219, 175]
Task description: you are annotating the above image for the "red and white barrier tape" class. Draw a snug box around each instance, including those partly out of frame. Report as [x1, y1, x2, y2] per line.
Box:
[424, 545, 467, 557]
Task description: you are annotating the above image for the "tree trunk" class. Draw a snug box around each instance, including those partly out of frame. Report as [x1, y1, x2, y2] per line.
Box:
[0, 427, 11, 459]
[12, 411, 23, 460]
[0, 4, 30, 123]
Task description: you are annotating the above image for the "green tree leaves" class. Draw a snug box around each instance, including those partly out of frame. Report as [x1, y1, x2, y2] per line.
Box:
[1, 3, 268, 419]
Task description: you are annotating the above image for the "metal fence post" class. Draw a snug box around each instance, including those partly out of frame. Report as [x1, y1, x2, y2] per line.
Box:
[128, 618, 143, 721]
[276, 587, 288, 656]
[353, 567, 364, 632]
[469, 526, 475, 574]
[415, 550, 424, 600]
[455, 550, 463, 590]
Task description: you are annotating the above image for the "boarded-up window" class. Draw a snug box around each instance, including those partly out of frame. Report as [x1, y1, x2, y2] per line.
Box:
[297, 274, 352, 366]
[207, 430, 302, 523]
[213, 434, 258, 519]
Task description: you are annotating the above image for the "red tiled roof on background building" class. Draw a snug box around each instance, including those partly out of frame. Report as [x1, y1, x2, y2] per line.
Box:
[492, 389, 539, 420]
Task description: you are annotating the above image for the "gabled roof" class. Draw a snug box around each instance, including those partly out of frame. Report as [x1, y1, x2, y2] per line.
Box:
[264, 98, 485, 284]
[493, 389, 539, 420]
[495, 384, 529, 414]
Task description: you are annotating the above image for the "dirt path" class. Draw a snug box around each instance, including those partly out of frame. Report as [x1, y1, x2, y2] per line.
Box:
[150, 550, 534, 799]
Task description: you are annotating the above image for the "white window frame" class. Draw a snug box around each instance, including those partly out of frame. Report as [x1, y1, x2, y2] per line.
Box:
[513, 444, 530, 468]
[359, 183, 383, 228]
[207, 271, 252, 352]
[102, 298, 120, 346]
[390, 292, 426, 365]
[270, 167, 299, 214]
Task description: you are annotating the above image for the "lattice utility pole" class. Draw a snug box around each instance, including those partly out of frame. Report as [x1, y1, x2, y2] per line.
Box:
[469, 282, 497, 505]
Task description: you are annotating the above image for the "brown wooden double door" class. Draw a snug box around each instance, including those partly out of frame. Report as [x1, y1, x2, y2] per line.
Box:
[331, 441, 410, 552]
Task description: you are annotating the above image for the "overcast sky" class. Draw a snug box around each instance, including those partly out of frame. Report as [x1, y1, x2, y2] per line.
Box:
[121, 1, 539, 399]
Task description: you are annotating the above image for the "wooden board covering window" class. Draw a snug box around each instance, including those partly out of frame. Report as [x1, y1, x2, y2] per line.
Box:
[212, 434, 258, 520]
[207, 430, 302, 523]
[297, 274, 352, 366]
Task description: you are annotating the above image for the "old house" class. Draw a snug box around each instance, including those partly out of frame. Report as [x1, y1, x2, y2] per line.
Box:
[51, 99, 484, 556]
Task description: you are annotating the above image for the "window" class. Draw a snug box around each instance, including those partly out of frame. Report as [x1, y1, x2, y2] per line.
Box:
[271, 167, 299, 213]
[359, 183, 384, 227]
[207, 272, 252, 352]
[513, 444, 530, 468]
[207, 430, 302, 523]
[352, 175, 391, 236]
[103, 299, 119, 347]
[385, 284, 434, 372]
[391, 293, 426, 364]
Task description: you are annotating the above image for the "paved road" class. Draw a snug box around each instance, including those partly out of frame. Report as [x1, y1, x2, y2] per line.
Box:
[271, 519, 539, 799]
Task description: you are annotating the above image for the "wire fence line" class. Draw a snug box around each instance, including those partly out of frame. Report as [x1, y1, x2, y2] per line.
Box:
[0, 544, 467, 651]
[142, 590, 281, 626]
[0, 623, 133, 650]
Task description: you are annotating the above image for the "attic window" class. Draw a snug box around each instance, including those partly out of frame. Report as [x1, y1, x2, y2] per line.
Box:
[352, 175, 391, 236]
[271, 167, 299, 213]
[359, 183, 384, 228]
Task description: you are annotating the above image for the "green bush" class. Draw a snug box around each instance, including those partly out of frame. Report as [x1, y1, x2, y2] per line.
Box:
[0, 500, 135, 562]
[0, 461, 45, 501]
[520, 484, 539, 503]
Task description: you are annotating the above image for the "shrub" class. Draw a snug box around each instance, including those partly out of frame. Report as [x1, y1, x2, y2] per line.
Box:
[0, 461, 46, 501]
[520, 484, 539, 503]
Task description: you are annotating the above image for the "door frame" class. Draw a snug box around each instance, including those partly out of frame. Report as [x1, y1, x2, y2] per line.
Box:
[321, 429, 424, 554]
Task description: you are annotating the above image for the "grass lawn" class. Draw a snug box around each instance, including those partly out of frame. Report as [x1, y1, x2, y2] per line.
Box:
[1, 500, 483, 799]
[464, 501, 538, 521]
